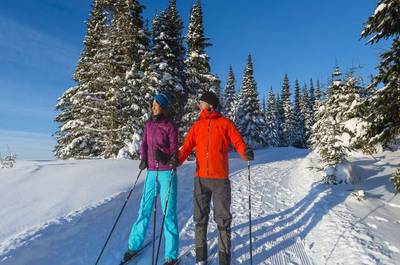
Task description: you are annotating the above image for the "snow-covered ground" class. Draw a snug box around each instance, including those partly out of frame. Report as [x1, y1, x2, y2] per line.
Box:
[0, 147, 399, 265]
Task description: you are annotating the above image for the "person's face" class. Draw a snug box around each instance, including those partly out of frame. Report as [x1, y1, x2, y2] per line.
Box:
[152, 100, 162, 116]
[199, 100, 211, 112]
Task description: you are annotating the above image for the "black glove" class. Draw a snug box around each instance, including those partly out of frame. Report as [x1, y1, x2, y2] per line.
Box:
[154, 148, 171, 164]
[245, 147, 254, 161]
[139, 160, 147, 170]
[169, 154, 180, 169]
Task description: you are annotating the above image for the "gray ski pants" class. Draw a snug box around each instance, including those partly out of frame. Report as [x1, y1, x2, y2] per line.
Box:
[193, 177, 232, 265]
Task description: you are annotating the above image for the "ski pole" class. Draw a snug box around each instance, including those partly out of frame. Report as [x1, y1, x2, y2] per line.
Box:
[152, 162, 160, 265]
[155, 169, 175, 265]
[247, 161, 253, 265]
[94, 168, 144, 265]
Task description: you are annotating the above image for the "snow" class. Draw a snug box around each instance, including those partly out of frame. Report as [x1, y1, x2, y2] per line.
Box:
[374, 3, 387, 15]
[0, 147, 399, 264]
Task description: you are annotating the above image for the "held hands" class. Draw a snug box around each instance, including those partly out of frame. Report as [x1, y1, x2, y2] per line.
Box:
[169, 153, 180, 169]
[245, 147, 254, 161]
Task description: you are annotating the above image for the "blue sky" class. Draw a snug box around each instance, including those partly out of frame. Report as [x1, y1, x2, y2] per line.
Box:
[0, 0, 386, 159]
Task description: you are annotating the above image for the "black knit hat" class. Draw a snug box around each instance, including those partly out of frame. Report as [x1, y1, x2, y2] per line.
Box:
[199, 91, 219, 109]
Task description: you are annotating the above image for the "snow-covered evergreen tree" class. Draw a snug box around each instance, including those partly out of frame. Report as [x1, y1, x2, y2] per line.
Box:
[313, 80, 323, 112]
[116, 0, 149, 158]
[391, 167, 400, 193]
[142, 1, 186, 136]
[279, 74, 295, 146]
[265, 88, 280, 146]
[292, 80, 305, 147]
[311, 66, 366, 183]
[182, 0, 218, 136]
[310, 67, 348, 170]
[309, 78, 316, 111]
[55, 0, 115, 159]
[300, 84, 314, 147]
[360, 0, 400, 149]
[235, 55, 268, 148]
[223, 65, 236, 120]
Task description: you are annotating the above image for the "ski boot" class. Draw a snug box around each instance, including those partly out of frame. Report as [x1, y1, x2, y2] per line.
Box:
[122, 249, 138, 263]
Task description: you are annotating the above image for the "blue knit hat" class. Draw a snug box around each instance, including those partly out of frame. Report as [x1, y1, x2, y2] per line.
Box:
[154, 93, 170, 110]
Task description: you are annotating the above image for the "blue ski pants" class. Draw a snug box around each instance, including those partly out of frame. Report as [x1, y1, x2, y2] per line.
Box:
[128, 170, 179, 260]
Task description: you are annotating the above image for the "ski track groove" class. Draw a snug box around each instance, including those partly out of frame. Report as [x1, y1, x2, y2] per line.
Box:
[179, 160, 314, 264]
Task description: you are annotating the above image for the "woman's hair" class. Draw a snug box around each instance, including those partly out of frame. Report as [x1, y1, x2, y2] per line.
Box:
[150, 100, 172, 120]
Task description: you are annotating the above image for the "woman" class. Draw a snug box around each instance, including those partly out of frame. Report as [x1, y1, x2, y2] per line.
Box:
[123, 93, 179, 265]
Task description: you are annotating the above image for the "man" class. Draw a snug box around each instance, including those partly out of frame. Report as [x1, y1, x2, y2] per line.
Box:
[175, 91, 254, 265]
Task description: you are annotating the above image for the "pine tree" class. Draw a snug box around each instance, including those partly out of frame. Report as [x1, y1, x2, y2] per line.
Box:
[300, 84, 314, 147]
[265, 88, 280, 146]
[314, 80, 323, 112]
[142, 1, 186, 137]
[116, 0, 150, 158]
[279, 74, 294, 146]
[100, 0, 150, 158]
[223, 65, 236, 120]
[309, 78, 316, 111]
[292, 80, 305, 147]
[54, 0, 114, 159]
[235, 55, 268, 148]
[310, 67, 348, 170]
[391, 167, 400, 193]
[361, 0, 400, 149]
[182, 0, 218, 136]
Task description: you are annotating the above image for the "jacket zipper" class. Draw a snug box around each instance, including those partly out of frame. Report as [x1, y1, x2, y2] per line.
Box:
[206, 119, 211, 177]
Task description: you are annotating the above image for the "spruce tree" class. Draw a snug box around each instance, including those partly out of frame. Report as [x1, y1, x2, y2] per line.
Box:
[391, 168, 400, 193]
[223, 65, 236, 120]
[235, 55, 268, 148]
[309, 78, 316, 110]
[361, 0, 400, 149]
[55, 0, 114, 159]
[182, 0, 218, 136]
[300, 84, 314, 147]
[292, 80, 305, 147]
[142, 1, 186, 137]
[311, 67, 348, 171]
[265, 88, 280, 146]
[116, 0, 150, 158]
[314, 80, 323, 112]
[279, 74, 294, 146]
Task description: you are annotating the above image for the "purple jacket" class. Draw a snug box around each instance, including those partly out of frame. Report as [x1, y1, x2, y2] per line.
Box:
[141, 117, 178, 171]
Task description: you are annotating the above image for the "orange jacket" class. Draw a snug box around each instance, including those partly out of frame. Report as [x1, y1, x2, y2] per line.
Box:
[178, 109, 247, 179]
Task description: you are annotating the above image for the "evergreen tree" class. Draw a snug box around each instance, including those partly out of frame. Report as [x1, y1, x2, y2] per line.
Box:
[310, 67, 348, 170]
[142, 1, 186, 137]
[55, 0, 114, 159]
[279, 74, 294, 146]
[314, 80, 323, 112]
[310, 67, 365, 183]
[223, 65, 236, 119]
[309, 78, 316, 110]
[275, 93, 283, 146]
[235, 55, 268, 148]
[360, 0, 400, 149]
[300, 84, 314, 147]
[265, 88, 280, 146]
[182, 0, 218, 136]
[292, 80, 305, 147]
[117, 0, 150, 158]
[391, 167, 400, 193]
